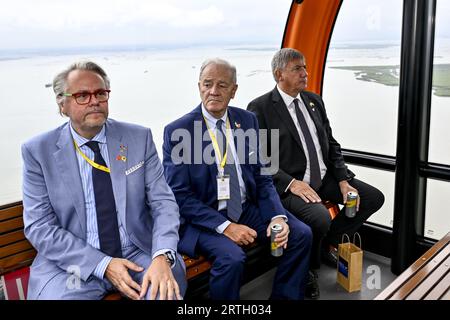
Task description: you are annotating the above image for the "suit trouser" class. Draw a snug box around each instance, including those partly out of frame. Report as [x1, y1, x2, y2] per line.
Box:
[196, 202, 312, 300]
[34, 246, 187, 300]
[281, 174, 384, 270]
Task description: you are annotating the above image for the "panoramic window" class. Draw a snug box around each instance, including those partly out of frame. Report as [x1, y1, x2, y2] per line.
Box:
[323, 0, 402, 156]
[0, 0, 292, 205]
[322, 0, 403, 228]
[347, 165, 395, 228]
[429, 0, 450, 166]
[425, 0, 450, 240]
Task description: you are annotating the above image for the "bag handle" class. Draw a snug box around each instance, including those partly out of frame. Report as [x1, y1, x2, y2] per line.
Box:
[353, 232, 362, 249]
[341, 233, 350, 244]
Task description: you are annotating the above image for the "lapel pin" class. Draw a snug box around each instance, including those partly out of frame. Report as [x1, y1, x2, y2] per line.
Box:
[234, 122, 241, 128]
[116, 155, 127, 162]
[309, 102, 315, 111]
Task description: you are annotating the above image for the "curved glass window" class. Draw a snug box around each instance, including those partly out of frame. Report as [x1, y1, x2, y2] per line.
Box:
[347, 165, 395, 228]
[0, 0, 292, 205]
[429, 0, 450, 165]
[425, 0, 450, 240]
[323, 0, 402, 156]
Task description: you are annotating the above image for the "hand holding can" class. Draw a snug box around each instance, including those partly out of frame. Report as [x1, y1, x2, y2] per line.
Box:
[270, 223, 283, 257]
[345, 191, 358, 218]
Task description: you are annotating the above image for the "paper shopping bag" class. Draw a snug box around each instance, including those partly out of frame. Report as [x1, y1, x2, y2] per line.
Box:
[336, 233, 363, 292]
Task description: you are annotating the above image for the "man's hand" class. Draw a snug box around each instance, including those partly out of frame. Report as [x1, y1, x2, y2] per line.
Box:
[289, 179, 321, 203]
[266, 217, 290, 249]
[140, 255, 182, 300]
[223, 223, 257, 246]
[104, 258, 144, 300]
[339, 180, 360, 211]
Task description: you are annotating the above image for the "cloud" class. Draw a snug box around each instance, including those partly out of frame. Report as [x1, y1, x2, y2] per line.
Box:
[168, 7, 224, 28]
[0, 0, 225, 30]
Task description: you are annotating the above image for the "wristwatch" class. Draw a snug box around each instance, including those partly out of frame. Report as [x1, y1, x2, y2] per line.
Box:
[164, 251, 175, 267]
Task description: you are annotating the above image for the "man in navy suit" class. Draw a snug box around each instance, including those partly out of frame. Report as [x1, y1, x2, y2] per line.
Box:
[163, 58, 312, 300]
[22, 61, 186, 299]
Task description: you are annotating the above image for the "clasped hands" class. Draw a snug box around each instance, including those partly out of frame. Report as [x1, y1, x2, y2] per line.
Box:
[104, 255, 182, 300]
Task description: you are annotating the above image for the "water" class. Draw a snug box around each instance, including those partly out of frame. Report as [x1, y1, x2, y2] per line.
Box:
[0, 44, 449, 238]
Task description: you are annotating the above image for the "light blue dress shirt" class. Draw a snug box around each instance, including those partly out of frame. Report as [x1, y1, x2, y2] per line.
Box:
[70, 123, 174, 280]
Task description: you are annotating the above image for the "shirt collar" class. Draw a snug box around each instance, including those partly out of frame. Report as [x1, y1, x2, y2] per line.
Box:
[201, 103, 228, 129]
[69, 122, 106, 147]
[276, 85, 301, 108]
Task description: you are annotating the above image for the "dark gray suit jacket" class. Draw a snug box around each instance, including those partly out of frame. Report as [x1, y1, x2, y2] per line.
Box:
[247, 87, 354, 195]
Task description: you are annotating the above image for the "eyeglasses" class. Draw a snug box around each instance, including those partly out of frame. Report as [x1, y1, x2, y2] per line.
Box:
[63, 89, 111, 105]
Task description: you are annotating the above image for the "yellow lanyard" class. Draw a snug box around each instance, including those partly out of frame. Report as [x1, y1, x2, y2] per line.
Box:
[73, 139, 111, 173]
[203, 116, 231, 169]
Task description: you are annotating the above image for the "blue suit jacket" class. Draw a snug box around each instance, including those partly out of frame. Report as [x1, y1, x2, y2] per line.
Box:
[162, 105, 284, 257]
[22, 119, 180, 299]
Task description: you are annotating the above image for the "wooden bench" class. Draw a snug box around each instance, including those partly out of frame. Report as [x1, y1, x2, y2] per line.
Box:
[1, 201, 340, 300]
[375, 231, 450, 300]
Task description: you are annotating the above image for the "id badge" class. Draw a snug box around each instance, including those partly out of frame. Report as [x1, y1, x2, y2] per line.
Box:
[217, 174, 230, 200]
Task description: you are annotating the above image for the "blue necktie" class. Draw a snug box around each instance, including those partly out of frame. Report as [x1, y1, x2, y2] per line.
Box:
[216, 120, 242, 222]
[293, 98, 322, 190]
[85, 141, 122, 258]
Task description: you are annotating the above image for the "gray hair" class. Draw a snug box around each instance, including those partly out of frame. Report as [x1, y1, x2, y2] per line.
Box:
[53, 60, 110, 114]
[199, 58, 237, 84]
[271, 48, 305, 82]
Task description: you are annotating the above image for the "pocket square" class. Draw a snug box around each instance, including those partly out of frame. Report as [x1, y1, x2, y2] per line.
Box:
[125, 161, 144, 176]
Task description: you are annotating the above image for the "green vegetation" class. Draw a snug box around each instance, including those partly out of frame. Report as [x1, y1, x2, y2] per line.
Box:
[330, 64, 450, 97]
[432, 64, 450, 97]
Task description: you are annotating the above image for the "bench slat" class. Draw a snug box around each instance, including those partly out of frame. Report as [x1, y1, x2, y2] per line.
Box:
[375, 232, 450, 300]
[0, 217, 24, 234]
[0, 249, 36, 274]
[0, 230, 27, 247]
[406, 253, 450, 300]
[441, 288, 450, 300]
[183, 255, 208, 268]
[0, 205, 23, 222]
[0, 239, 34, 259]
[103, 292, 122, 300]
[424, 268, 450, 300]
[186, 260, 213, 280]
[389, 240, 450, 299]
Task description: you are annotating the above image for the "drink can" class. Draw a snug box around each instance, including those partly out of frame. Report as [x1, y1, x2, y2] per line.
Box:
[345, 191, 358, 218]
[270, 223, 283, 257]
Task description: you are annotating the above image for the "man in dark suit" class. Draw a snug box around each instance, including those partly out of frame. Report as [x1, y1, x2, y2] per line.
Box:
[163, 58, 312, 300]
[247, 48, 384, 299]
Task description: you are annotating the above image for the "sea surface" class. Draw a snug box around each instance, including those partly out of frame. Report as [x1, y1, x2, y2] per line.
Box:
[0, 43, 448, 238]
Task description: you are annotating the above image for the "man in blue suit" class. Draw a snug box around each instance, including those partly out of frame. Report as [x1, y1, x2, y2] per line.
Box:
[163, 58, 312, 300]
[22, 61, 186, 300]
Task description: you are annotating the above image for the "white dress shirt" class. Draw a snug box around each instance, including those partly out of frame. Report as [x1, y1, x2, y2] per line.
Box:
[276, 86, 327, 192]
[201, 105, 287, 233]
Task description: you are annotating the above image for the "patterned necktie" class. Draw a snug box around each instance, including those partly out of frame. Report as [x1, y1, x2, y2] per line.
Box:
[216, 120, 242, 222]
[85, 141, 122, 258]
[293, 98, 322, 190]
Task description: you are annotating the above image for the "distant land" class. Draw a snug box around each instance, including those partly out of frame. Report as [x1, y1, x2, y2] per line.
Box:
[330, 64, 450, 97]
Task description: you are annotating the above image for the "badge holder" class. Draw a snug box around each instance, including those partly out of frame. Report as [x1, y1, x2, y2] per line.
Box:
[217, 174, 230, 200]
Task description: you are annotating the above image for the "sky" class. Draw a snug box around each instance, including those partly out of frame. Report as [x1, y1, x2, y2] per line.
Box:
[0, 0, 448, 52]
[0, 0, 292, 50]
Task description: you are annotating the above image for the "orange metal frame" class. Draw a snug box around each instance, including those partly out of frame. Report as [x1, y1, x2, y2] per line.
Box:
[282, 0, 342, 95]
